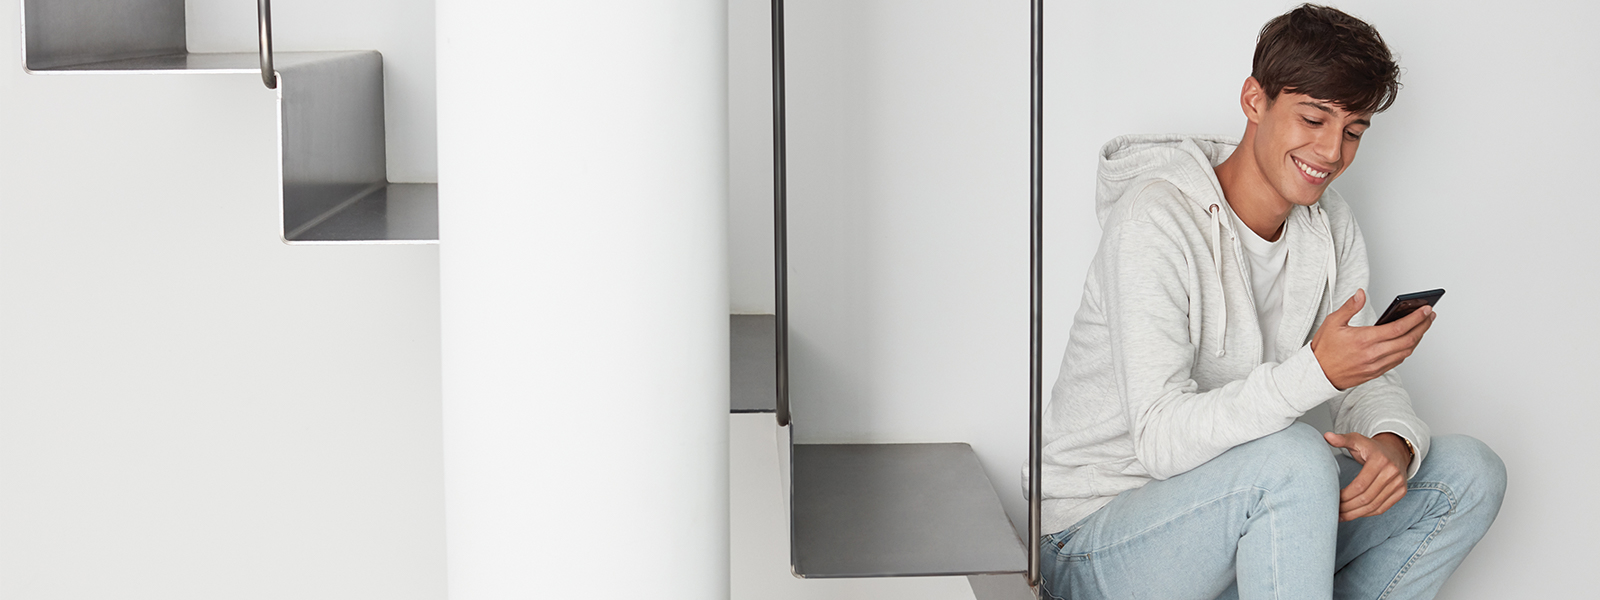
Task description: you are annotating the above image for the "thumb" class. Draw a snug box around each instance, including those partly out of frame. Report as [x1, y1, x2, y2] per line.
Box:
[1324, 431, 1350, 448]
[1331, 289, 1366, 326]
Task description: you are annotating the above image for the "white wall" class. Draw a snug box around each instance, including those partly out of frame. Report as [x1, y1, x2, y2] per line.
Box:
[0, 6, 444, 599]
[438, 1, 730, 598]
[728, 1, 1600, 596]
[187, 0, 437, 183]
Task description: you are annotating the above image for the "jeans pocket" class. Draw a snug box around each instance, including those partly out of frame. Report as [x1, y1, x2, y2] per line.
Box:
[1040, 526, 1090, 600]
[1042, 525, 1092, 563]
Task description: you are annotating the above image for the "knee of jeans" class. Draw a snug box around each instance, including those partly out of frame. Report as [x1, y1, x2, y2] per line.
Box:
[1429, 434, 1507, 510]
[1252, 422, 1340, 491]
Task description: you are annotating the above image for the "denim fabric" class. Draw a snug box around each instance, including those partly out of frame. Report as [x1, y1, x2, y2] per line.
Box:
[1039, 424, 1505, 600]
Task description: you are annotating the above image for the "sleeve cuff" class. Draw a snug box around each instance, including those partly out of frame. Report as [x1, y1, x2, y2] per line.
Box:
[1273, 344, 1344, 413]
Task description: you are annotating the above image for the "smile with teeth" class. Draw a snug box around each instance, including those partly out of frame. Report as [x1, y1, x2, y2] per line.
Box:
[1294, 157, 1331, 179]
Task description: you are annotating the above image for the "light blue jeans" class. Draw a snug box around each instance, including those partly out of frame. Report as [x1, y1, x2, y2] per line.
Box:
[1039, 423, 1506, 600]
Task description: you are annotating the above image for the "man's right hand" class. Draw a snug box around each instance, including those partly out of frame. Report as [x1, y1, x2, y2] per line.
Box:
[1310, 289, 1437, 390]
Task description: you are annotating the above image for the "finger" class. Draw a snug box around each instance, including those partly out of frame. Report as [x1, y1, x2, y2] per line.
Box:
[1391, 306, 1437, 341]
[1341, 479, 1384, 520]
[1340, 460, 1382, 502]
[1332, 289, 1366, 327]
[1367, 478, 1408, 517]
[1343, 475, 1405, 521]
[1323, 431, 1367, 454]
[1373, 303, 1433, 339]
[1367, 316, 1439, 370]
[1348, 463, 1400, 509]
[1323, 431, 1348, 449]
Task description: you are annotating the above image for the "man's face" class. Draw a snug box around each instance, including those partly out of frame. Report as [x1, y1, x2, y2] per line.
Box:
[1248, 90, 1372, 207]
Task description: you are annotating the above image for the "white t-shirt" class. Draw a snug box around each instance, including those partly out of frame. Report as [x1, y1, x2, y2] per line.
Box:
[1226, 203, 1289, 358]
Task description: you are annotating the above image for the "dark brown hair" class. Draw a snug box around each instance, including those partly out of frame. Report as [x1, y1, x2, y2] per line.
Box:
[1252, 4, 1401, 114]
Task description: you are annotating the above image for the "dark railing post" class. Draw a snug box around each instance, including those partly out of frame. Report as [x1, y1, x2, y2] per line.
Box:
[257, 0, 277, 89]
[773, 0, 791, 428]
[1029, 0, 1045, 590]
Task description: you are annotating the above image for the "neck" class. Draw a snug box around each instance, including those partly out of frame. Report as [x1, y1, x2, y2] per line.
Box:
[1214, 132, 1293, 242]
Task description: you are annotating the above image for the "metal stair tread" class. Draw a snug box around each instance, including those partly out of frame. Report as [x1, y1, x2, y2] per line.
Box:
[792, 442, 1027, 578]
[286, 183, 438, 244]
[730, 314, 777, 413]
[29, 50, 377, 74]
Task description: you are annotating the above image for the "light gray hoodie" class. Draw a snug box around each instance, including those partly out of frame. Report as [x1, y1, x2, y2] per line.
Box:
[1036, 134, 1431, 534]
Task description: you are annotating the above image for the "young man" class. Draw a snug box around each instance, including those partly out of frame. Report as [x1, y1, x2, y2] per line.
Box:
[1036, 5, 1505, 599]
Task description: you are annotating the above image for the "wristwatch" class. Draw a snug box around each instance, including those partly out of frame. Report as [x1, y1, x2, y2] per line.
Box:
[1398, 435, 1416, 460]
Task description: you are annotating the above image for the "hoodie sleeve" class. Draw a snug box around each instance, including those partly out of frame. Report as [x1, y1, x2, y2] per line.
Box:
[1102, 212, 1343, 481]
[1323, 213, 1432, 478]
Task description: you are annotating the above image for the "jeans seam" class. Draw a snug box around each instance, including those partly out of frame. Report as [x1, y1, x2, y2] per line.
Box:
[1376, 482, 1458, 600]
[1040, 579, 1068, 600]
[1267, 492, 1282, 600]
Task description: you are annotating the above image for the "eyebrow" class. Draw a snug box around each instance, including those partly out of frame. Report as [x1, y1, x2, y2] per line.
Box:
[1298, 101, 1371, 127]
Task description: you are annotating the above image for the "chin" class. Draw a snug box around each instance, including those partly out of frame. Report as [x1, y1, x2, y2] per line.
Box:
[1275, 180, 1326, 207]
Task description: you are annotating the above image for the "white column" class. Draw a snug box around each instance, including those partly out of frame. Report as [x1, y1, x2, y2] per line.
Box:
[437, 2, 729, 598]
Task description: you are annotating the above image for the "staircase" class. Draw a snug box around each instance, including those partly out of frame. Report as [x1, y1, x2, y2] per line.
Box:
[23, 0, 437, 244]
[732, 315, 1034, 599]
[728, 1, 1048, 597]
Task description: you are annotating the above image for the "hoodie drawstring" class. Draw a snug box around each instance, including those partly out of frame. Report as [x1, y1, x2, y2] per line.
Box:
[1316, 206, 1338, 311]
[1208, 204, 1227, 357]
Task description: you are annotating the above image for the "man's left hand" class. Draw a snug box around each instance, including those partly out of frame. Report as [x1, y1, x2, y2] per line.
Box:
[1323, 431, 1412, 522]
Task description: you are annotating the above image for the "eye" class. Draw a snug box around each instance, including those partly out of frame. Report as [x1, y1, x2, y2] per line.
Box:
[1302, 117, 1323, 126]
[1345, 130, 1363, 141]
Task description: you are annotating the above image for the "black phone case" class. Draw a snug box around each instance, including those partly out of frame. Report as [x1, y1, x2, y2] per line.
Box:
[1375, 288, 1445, 325]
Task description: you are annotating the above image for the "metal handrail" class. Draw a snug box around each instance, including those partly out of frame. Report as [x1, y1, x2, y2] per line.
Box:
[773, 0, 791, 428]
[257, 0, 277, 89]
[1028, 0, 1045, 589]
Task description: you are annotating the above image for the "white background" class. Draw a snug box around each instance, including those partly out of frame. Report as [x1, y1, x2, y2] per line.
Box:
[728, 1, 1600, 597]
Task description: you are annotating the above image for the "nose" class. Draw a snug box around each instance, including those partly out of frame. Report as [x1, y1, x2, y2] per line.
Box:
[1313, 126, 1342, 166]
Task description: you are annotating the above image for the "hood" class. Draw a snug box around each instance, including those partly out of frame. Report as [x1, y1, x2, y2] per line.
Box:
[1095, 134, 1239, 227]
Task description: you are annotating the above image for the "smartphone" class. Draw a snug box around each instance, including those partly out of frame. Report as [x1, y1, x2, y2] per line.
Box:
[1375, 288, 1445, 325]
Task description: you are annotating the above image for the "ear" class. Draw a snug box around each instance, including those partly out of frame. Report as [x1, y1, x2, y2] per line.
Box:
[1240, 77, 1269, 125]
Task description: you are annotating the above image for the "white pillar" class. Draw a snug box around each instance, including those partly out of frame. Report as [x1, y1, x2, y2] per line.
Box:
[437, 2, 729, 598]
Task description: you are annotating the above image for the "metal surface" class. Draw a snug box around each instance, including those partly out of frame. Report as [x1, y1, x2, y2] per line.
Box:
[1028, 0, 1045, 589]
[278, 51, 389, 238]
[38, 52, 260, 72]
[21, 0, 185, 71]
[792, 443, 1028, 577]
[32, 51, 348, 74]
[258, 0, 277, 89]
[969, 574, 1041, 600]
[771, 0, 791, 429]
[731, 315, 778, 413]
[287, 184, 439, 244]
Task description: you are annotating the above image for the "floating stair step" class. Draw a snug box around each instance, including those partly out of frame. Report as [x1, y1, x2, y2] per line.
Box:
[28, 51, 372, 74]
[967, 573, 1038, 600]
[730, 314, 776, 413]
[286, 183, 438, 243]
[792, 442, 1027, 578]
